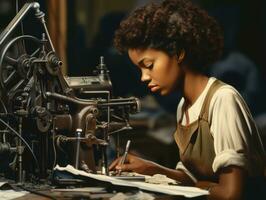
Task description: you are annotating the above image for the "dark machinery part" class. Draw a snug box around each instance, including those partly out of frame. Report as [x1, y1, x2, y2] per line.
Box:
[0, 2, 140, 182]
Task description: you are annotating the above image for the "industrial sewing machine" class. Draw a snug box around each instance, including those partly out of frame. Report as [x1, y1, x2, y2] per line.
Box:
[0, 2, 140, 184]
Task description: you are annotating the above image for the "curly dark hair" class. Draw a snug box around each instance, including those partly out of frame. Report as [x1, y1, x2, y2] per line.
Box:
[114, 0, 224, 70]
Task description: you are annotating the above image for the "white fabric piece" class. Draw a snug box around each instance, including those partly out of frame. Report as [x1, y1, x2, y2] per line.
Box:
[176, 77, 265, 176]
[110, 191, 155, 200]
[145, 174, 179, 185]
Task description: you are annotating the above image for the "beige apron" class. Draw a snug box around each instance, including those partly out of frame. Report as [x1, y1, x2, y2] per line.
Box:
[174, 80, 225, 181]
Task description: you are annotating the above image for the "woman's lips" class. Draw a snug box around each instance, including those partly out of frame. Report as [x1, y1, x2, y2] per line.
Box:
[148, 84, 160, 92]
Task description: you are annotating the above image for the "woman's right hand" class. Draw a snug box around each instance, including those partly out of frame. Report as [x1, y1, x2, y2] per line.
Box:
[108, 154, 160, 175]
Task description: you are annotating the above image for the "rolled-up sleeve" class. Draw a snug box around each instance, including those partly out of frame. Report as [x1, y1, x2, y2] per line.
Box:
[212, 149, 248, 172]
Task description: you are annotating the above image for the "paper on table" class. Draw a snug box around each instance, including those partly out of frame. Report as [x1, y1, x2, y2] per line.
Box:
[0, 182, 7, 188]
[51, 187, 106, 192]
[54, 165, 209, 198]
[129, 181, 209, 198]
[0, 182, 29, 199]
[0, 190, 28, 200]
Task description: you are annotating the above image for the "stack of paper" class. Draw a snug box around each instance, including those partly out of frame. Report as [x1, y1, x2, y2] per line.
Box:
[54, 165, 209, 198]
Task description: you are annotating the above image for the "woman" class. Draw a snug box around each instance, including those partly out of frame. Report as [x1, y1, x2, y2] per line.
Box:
[109, 0, 265, 199]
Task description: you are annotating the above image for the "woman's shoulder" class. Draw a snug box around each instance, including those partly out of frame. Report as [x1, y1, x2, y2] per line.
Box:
[212, 81, 243, 102]
[210, 81, 252, 116]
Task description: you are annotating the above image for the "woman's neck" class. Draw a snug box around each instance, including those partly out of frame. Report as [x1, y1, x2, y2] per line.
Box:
[182, 71, 209, 107]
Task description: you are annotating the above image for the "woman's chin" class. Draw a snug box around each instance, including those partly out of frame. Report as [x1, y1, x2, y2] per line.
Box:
[159, 90, 169, 96]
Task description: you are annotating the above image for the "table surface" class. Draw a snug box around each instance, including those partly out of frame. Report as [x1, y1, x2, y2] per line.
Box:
[14, 191, 206, 200]
[0, 177, 206, 200]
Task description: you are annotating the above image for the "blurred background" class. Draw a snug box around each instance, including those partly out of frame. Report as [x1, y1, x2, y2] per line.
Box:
[1, 0, 266, 168]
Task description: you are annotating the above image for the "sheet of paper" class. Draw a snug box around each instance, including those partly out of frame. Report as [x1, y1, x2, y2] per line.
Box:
[54, 165, 209, 198]
[0, 182, 7, 188]
[51, 187, 106, 193]
[130, 181, 208, 198]
[0, 189, 28, 200]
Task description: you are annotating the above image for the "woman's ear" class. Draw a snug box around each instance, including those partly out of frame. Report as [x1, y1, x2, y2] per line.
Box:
[177, 49, 185, 64]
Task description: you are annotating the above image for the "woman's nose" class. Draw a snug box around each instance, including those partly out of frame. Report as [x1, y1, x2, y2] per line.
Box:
[141, 70, 151, 82]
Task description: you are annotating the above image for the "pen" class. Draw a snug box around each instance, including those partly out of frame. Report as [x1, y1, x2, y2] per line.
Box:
[118, 140, 131, 175]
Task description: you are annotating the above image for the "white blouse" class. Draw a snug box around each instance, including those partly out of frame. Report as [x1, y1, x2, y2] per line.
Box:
[175, 77, 265, 182]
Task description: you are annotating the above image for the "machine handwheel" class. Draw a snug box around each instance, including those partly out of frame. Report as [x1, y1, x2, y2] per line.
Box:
[0, 35, 43, 92]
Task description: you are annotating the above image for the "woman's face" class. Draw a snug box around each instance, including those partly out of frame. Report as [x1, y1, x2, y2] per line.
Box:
[128, 48, 183, 95]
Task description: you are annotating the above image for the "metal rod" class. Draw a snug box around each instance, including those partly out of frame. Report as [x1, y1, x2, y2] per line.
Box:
[98, 101, 137, 107]
[75, 129, 82, 169]
[0, 3, 39, 46]
[45, 92, 96, 106]
[18, 117, 23, 183]
[101, 145, 109, 175]
[37, 12, 55, 52]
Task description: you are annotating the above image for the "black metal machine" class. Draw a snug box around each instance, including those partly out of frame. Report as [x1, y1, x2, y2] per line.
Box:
[0, 2, 140, 183]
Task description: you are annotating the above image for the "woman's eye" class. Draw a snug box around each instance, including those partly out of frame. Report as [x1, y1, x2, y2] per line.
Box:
[146, 64, 153, 69]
